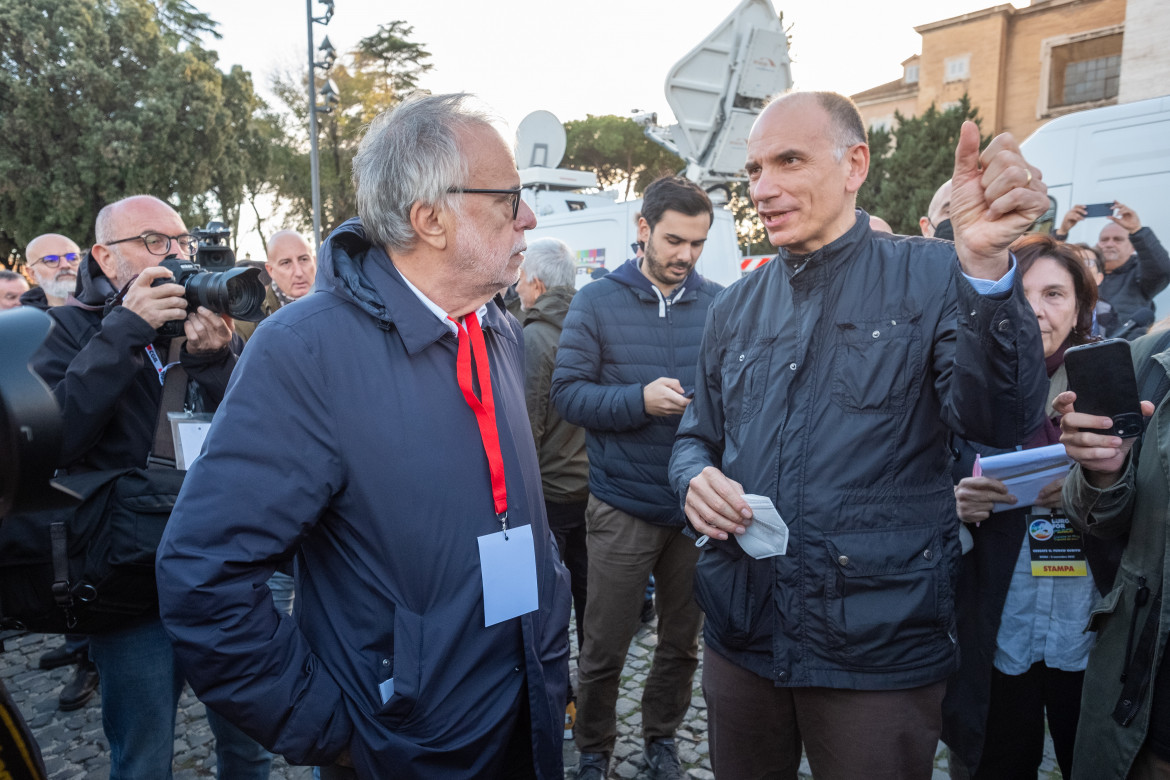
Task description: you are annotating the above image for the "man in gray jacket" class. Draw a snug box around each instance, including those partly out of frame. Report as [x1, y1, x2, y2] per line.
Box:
[669, 91, 1049, 780]
[518, 237, 589, 737]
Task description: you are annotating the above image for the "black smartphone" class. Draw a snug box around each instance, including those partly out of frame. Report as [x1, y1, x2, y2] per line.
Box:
[1064, 339, 1143, 438]
[1083, 202, 1114, 218]
[683, 388, 695, 399]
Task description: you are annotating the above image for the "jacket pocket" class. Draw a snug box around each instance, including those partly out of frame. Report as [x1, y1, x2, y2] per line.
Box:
[830, 316, 921, 414]
[1085, 582, 1124, 633]
[824, 523, 948, 669]
[693, 544, 772, 650]
[372, 605, 424, 726]
[721, 338, 773, 430]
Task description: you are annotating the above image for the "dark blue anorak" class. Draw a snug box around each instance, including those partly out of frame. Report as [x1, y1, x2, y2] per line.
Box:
[550, 259, 721, 526]
[156, 218, 571, 778]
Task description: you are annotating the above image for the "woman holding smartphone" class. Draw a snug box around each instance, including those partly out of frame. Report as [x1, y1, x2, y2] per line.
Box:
[941, 234, 1123, 779]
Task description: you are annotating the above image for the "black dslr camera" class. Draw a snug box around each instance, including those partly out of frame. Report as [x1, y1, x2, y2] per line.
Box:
[151, 256, 265, 338]
[150, 222, 266, 338]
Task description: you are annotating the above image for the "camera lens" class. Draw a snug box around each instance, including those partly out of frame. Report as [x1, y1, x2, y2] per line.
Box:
[184, 267, 266, 322]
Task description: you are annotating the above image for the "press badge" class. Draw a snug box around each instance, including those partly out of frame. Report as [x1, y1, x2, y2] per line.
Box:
[477, 523, 539, 626]
[168, 411, 214, 471]
[1026, 511, 1086, 576]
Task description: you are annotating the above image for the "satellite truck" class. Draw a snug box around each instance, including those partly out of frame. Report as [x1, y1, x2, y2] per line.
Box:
[1018, 95, 1170, 315]
[515, 0, 791, 288]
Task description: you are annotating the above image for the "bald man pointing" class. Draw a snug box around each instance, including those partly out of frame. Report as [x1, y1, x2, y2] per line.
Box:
[669, 91, 1049, 779]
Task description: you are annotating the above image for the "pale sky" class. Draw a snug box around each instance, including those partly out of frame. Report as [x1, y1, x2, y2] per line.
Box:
[193, 0, 1023, 258]
[197, 0, 1024, 133]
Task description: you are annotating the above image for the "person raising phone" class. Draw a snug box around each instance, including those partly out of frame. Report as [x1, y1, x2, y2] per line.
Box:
[943, 234, 1122, 779]
[1055, 321, 1170, 777]
[1055, 202, 1170, 338]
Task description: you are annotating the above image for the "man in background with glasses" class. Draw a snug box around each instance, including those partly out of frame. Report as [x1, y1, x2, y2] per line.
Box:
[18, 232, 103, 714]
[30, 194, 274, 780]
[20, 233, 82, 309]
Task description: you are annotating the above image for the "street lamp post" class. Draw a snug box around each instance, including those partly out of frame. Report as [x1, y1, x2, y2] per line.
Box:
[306, 0, 335, 250]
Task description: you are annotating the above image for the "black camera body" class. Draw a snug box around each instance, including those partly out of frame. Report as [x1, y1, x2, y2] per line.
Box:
[151, 256, 265, 338]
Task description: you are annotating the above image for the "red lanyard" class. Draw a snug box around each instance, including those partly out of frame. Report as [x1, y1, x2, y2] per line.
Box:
[449, 311, 509, 528]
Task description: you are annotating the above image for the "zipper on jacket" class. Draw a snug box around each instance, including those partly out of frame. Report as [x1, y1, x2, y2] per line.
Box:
[1121, 576, 1150, 684]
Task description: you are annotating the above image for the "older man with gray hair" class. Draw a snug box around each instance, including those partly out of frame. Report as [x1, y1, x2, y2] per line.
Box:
[156, 93, 571, 779]
[518, 238, 590, 737]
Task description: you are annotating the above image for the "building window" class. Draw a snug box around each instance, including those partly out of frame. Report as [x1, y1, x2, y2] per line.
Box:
[1040, 27, 1124, 115]
[904, 64, 919, 85]
[870, 116, 894, 132]
[944, 55, 970, 82]
[1062, 54, 1120, 105]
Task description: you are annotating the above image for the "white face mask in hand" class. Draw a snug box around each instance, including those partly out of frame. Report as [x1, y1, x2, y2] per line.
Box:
[736, 495, 789, 559]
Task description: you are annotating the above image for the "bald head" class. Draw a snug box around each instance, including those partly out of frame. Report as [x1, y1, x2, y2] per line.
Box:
[93, 195, 187, 288]
[25, 233, 82, 306]
[920, 180, 953, 237]
[1098, 222, 1134, 272]
[265, 230, 316, 299]
[869, 215, 893, 234]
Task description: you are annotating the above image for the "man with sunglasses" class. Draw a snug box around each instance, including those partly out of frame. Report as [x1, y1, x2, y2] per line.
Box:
[20, 234, 82, 309]
[30, 195, 274, 779]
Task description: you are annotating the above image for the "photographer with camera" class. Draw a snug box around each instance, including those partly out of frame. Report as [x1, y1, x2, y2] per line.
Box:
[29, 195, 272, 779]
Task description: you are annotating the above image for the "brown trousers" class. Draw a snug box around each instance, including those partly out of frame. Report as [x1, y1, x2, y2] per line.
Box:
[573, 496, 703, 754]
[703, 646, 946, 780]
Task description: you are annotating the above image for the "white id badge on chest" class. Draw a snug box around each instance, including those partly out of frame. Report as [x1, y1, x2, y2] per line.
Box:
[477, 523, 539, 627]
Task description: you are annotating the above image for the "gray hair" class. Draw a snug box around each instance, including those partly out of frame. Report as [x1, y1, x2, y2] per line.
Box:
[522, 238, 576, 289]
[353, 93, 494, 253]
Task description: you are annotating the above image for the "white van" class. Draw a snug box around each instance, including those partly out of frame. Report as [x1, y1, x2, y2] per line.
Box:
[523, 191, 742, 289]
[1020, 95, 1170, 314]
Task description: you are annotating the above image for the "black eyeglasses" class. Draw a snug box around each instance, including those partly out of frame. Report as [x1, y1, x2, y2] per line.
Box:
[447, 187, 523, 220]
[32, 252, 81, 267]
[106, 232, 199, 257]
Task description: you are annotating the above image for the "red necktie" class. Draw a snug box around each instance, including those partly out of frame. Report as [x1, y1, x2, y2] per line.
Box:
[449, 311, 509, 522]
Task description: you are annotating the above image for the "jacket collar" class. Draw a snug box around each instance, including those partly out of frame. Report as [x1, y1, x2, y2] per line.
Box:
[605, 258, 705, 303]
[317, 217, 516, 356]
[775, 209, 869, 280]
[64, 250, 118, 312]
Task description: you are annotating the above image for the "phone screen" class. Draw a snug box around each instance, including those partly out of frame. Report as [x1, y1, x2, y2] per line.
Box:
[1083, 203, 1114, 218]
[1064, 339, 1143, 438]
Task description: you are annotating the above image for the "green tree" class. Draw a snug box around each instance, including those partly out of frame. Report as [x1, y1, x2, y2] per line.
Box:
[562, 115, 685, 199]
[857, 95, 988, 235]
[0, 0, 259, 265]
[354, 21, 433, 96]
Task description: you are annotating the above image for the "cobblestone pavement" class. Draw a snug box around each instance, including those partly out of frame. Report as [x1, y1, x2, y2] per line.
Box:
[3, 621, 1062, 779]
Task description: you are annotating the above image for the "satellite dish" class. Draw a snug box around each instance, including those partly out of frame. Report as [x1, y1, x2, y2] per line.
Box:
[515, 111, 566, 169]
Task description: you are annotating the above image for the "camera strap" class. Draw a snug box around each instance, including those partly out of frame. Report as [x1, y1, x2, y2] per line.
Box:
[147, 338, 187, 469]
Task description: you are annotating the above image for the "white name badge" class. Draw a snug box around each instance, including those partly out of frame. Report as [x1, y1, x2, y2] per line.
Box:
[477, 523, 539, 627]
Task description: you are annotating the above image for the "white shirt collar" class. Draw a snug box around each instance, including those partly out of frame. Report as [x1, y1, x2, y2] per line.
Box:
[397, 269, 489, 335]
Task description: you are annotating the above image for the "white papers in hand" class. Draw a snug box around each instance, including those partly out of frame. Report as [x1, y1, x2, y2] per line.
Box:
[976, 444, 1072, 513]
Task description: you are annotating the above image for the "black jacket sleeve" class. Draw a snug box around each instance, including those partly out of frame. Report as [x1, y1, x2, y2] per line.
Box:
[1131, 227, 1170, 300]
[32, 306, 159, 466]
